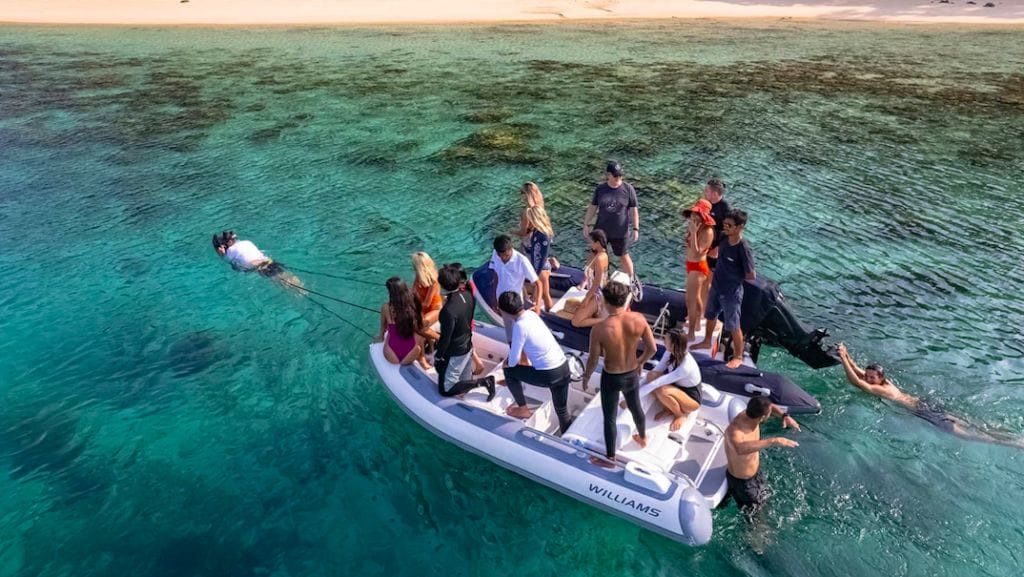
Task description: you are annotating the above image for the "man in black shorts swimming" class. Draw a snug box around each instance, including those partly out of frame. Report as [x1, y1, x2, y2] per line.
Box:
[723, 396, 800, 514]
[837, 343, 1024, 448]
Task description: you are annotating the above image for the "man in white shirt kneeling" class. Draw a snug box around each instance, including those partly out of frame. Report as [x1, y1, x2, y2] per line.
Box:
[498, 291, 572, 435]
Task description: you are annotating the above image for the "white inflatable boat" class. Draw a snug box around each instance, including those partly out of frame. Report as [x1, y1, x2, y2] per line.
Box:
[369, 321, 755, 546]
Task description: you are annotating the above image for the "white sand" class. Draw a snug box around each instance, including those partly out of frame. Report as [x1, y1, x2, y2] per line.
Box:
[1, 0, 1022, 25]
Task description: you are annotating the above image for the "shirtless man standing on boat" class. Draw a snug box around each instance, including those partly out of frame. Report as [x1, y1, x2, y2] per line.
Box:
[723, 396, 800, 513]
[837, 343, 1024, 448]
[581, 281, 658, 467]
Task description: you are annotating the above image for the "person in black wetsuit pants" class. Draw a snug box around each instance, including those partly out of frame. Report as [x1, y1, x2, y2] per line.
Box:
[498, 291, 573, 434]
[435, 265, 495, 399]
[580, 281, 658, 466]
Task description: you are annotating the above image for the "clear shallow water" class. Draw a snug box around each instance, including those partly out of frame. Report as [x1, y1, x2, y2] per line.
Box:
[1, 20, 1023, 577]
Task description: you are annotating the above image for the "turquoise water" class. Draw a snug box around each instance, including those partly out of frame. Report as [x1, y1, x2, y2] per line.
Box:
[2, 20, 1023, 577]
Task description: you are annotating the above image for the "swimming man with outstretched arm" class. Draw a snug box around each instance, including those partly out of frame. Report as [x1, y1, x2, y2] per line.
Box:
[837, 343, 1024, 448]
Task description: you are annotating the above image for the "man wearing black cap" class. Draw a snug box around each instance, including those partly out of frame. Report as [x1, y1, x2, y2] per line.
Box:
[582, 160, 641, 297]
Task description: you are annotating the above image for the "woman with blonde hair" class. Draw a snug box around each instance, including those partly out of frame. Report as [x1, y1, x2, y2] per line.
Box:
[411, 251, 443, 330]
[516, 181, 545, 254]
[525, 205, 556, 311]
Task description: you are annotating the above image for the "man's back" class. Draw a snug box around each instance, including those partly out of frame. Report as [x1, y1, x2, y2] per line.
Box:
[438, 289, 474, 358]
[594, 312, 648, 374]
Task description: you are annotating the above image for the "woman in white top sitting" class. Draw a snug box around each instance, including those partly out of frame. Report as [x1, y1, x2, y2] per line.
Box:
[645, 330, 702, 431]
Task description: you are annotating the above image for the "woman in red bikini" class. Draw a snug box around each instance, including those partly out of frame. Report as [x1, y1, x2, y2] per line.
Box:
[681, 199, 716, 342]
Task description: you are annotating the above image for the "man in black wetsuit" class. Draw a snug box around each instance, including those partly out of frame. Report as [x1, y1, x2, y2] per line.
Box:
[435, 264, 495, 399]
[580, 281, 658, 466]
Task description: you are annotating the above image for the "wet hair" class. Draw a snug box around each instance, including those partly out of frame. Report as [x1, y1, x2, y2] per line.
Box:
[212, 230, 237, 251]
[706, 178, 726, 195]
[664, 330, 689, 368]
[438, 265, 462, 292]
[601, 281, 630, 308]
[526, 205, 554, 238]
[494, 235, 513, 253]
[385, 276, 422, 339]
[448, 262, 468, 283]
[865, 364, 885, 379]
[411, 251, 438, 288]
[745, 396, 773, 419]
[588, 228, 608, 250]
[497, 291, 523, 315]
[521, 182, 544, 208]
[724, 209, 748, 228]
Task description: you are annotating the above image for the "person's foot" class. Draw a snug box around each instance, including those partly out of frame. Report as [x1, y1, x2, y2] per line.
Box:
[418, 358, 433, 370]
[670, 415, 688, 431]
[632, 433, 648, 449]
[726, 357, 743, 369]
[655, 408, 673, 421]
[473, 360, 486, 375]
[483, 376, 496, 402]
[690, 339, 712, 350]
[630, 275, 644, 302]
[686, 331, 697, 343]
[590, 456, 617, 469]
[506, 404, 532, 419]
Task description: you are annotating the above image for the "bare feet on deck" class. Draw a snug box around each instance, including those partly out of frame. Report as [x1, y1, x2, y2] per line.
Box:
[670, 415, 687, 431]
[690, 339, 712, 350]
[632, 434, 648, 449]
[726, 357, 743, 369]
[473, 360, 485, 375]
[590, 456, 617, 468]
[418, 358, 433, 370]
[506, 405, 532, 419]
[655, 408, 672, 422]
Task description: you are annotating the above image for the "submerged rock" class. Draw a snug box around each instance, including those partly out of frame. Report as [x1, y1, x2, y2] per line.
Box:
[167, 331, 226, 377]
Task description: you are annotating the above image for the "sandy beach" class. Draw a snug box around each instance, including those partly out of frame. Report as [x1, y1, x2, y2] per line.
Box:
[1, 0, 1023, 25]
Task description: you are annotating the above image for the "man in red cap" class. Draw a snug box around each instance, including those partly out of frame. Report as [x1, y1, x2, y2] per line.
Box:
[681, 199, 716, 342]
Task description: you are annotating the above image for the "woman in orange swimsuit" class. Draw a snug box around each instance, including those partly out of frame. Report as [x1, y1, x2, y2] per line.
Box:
[412, 251, 443, 327]
[681, 199, 716, 342]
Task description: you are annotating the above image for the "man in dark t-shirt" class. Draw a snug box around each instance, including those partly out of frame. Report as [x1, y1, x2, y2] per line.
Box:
[582, 160, 641, 292]
[704, 178, 731, 270]
[435, 265, 495, 399]
[692, 209, 756, 369]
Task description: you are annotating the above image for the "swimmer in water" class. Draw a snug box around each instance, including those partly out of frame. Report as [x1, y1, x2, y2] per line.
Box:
[212, 231, 302, 287]
[837, 343, 1023, 449]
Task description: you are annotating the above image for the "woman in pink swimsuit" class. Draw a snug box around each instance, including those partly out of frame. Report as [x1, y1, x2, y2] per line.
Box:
[378, 277, 430, 368]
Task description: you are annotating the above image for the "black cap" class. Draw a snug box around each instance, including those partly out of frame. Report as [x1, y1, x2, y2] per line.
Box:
[606, 160, 623, 177]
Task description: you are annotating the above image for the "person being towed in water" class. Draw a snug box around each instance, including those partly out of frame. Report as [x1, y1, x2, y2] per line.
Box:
[212, 231, 302, 287]
[837, 343, 1024, 449]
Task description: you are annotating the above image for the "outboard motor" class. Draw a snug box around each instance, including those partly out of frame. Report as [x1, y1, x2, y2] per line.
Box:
[740, 277, 838, 369]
